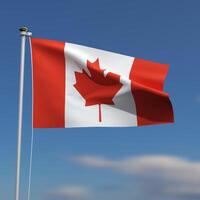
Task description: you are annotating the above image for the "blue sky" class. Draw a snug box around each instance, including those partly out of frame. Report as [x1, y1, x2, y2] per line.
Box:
[0, 0, 200, 200]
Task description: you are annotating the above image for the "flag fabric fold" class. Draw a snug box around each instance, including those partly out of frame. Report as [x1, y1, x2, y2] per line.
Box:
[30, 38, 174, 128]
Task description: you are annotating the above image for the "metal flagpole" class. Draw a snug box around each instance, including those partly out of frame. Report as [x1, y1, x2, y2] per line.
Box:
[15, 27, 32, 200]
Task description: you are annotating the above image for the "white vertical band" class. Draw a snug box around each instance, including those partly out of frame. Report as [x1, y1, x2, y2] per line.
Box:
[64, 42, 138, 127]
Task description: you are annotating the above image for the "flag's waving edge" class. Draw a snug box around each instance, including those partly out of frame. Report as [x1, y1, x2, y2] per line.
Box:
[30, 38, 174, 128]
[130, 59, 173, 126]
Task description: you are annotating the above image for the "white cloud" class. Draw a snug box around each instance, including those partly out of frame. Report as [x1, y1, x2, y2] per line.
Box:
[72, 155, 200, 198]
[50, 185, 91, 199]
[72, 155, 112, 168]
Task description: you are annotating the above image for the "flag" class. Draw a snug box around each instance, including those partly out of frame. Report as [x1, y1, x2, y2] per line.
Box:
[30, 38, 174, 128]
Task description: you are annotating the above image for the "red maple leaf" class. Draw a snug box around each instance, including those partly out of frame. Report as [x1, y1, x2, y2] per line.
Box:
[74, 59, 123, 122]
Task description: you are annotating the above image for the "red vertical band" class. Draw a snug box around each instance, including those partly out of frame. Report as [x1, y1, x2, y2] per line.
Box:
[31, 38, 65, 128]
[130, 58, 174, 126]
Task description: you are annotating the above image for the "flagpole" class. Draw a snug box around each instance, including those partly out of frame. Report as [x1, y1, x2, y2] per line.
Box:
[15, 27, 32, 200]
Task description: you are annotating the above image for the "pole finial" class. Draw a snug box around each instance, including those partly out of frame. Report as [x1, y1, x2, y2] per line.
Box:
[19, 26, 29, 32]
[19, 26, 32, 36]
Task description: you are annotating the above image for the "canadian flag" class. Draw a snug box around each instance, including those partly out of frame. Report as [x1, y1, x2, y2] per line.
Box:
[30, 38, 174, 128]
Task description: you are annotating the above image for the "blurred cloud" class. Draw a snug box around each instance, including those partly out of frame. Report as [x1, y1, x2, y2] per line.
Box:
[72, 155, 200, 199]
[49, 185, 91, 200]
